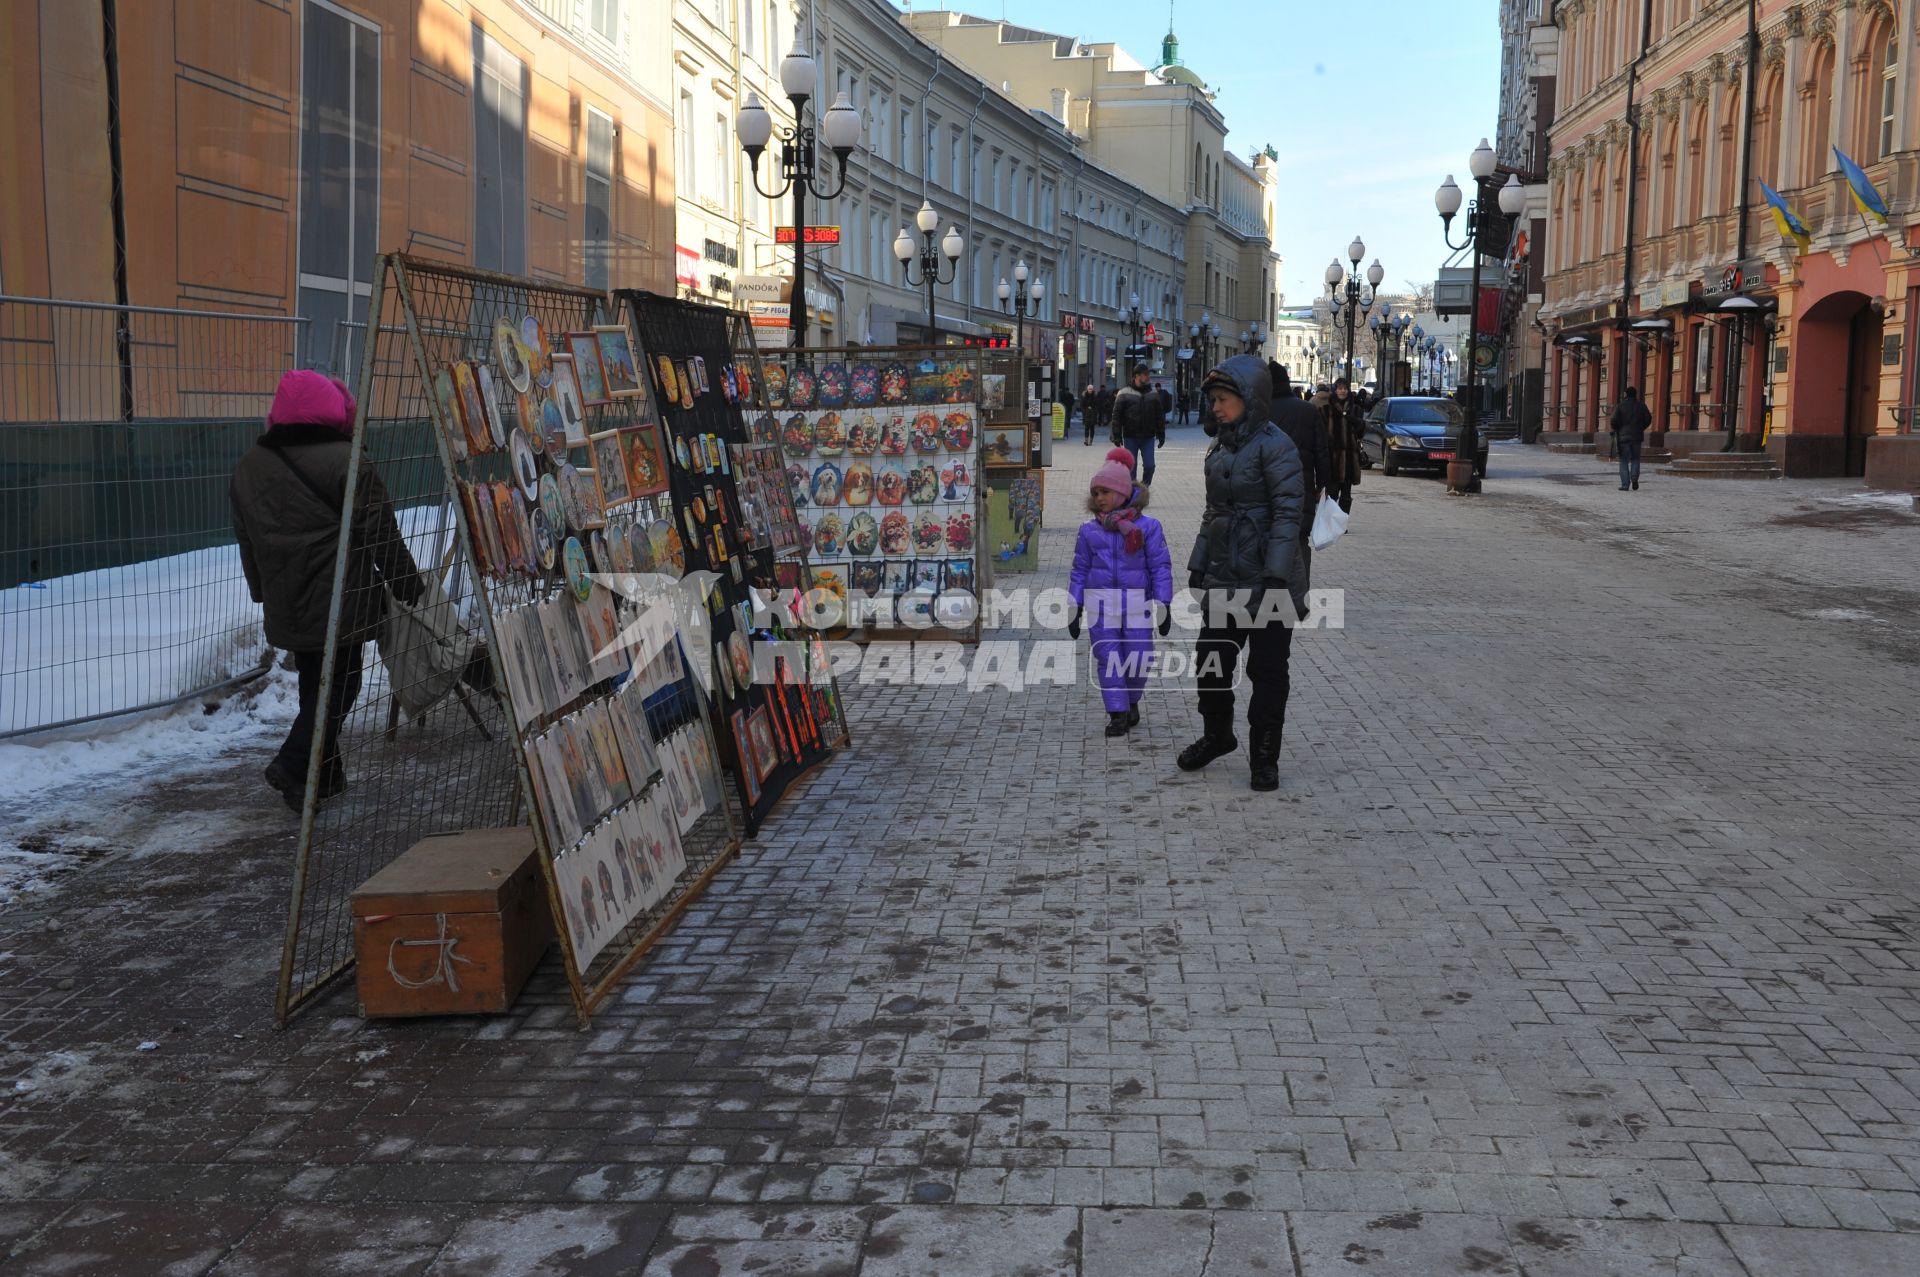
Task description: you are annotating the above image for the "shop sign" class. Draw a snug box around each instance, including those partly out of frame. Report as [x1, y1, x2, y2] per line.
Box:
[674, 245, 701, 288]
[1701, 259, 1766, 299]
[1058, 311, 1097, 335]
[735, 274, 787, 303]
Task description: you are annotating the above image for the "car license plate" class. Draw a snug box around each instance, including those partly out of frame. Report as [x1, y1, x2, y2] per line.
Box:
[1428, 450, 1455, 460]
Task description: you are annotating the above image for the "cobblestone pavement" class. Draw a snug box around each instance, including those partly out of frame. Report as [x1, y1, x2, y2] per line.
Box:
[3, 430, 1920, 1274]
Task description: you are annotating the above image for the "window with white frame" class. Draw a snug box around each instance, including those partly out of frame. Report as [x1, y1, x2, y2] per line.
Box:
[589, 0, 618, 40]
[1880, 33, 1898, 160]
[741, 0, 754, 59]
[472, 25, 526, 276]
[677, 90, 696, 203]
[298, 0, 380, 373]
[583, 106, 614, 288]
[712, 112, 730, 211]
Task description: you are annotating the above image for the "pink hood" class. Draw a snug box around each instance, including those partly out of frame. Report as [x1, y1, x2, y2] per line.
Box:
[267, 369, 357, 435]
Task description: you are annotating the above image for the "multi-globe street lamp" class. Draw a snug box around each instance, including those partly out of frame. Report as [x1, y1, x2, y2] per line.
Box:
[893, 201, 965, 342]
[1434, 138, 1527, 492]
[1242, 322, 1265, 356]
[1123, 292, 1155, 361]
[1325, 237, 1384, 385]
[734, 30, 862, 347]
[995, 259, 1046, 355]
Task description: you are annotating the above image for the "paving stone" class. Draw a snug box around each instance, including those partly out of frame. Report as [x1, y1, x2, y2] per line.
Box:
[208, 1204, 464, 1276]
[1289, 1210, 1517, 1276]
[3, 1202, 260, 1277]
[1498, 1217, 1746, 1276]
[1724, 1224, 1920, 1276]
[423, 1205, 668, 1275]
[859, 1206, 1077, 1277]
[1080, 1208, 1296, 1277]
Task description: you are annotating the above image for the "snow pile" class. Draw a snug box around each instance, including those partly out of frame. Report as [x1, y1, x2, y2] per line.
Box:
[1803, 607, 1878, 623]
[1824, 491, 1916, 514]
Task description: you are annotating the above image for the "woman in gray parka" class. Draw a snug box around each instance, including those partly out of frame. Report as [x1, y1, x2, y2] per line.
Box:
[1179, 355, 1305, 792]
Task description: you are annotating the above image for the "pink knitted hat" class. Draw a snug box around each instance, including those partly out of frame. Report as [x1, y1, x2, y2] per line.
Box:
[267, 369, 356, 436]
[1090, 447, 1134, 497]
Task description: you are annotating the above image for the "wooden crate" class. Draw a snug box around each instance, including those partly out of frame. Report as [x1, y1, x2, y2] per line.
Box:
[351, 827, 552, 1018]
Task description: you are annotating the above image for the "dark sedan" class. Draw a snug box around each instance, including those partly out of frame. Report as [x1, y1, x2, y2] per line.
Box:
[1360, 397, 1490, 478]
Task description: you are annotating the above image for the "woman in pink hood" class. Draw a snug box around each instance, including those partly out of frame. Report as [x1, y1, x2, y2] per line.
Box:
[230, 370, 421, 810]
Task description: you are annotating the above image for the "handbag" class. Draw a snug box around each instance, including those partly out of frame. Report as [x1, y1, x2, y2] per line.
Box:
[1309, 494, 1350, 551]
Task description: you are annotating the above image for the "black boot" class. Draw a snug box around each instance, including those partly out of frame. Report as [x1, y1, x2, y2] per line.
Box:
[1105, 710, 1131, 738]
[1177, 717, 1237, 772]
[1249, 727, 1282, 792]
[1126, 704, 1140, 728]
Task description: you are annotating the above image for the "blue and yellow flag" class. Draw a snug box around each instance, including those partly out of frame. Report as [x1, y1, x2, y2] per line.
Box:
[1759, 181, 1812, 252]
[1832, 147, 1892, 224]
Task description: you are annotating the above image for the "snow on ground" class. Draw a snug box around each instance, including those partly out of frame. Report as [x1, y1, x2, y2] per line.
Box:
[0, 661, 301, 906]
[2, 502, 454, 736]
[1823, 490, 1917, 513]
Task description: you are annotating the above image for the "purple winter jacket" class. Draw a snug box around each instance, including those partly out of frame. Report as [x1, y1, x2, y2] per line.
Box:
[1069, 486, 1174, 625]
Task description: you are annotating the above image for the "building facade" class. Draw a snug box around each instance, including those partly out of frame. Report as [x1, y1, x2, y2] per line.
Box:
[2, 0, 677, 392]
[1540, 0, 1920, 487]
[897, 11, 1282, 389]
[1497, 0, 1558, 436]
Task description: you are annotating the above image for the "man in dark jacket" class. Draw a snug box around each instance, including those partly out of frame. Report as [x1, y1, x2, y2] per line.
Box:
[1111, 363, 1169, 485]
[1093, 384, 1115, 443]
[231, 370, 422, 810]
[1268, 362, 1329, 509]
[1180, 355, 1304, 792]
[1078, 385, 1097, 445]
[1611, 385, 1653, 490]
[1175, 387, 1192, 425]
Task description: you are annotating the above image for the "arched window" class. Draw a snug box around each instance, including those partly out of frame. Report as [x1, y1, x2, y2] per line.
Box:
[1861, 24, 1898, 160]
[1755, 68, 1784, 191]
[1193, 143, 1202, 196]
[1714, 88, 1740, 215]
[1802, 40, 1836, 183]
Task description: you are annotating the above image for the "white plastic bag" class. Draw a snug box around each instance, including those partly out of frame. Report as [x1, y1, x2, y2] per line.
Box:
[1309, 495, 1349, 550]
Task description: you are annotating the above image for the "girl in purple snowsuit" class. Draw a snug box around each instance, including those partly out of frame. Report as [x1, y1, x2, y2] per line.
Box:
[1069, 447, 1174, 738]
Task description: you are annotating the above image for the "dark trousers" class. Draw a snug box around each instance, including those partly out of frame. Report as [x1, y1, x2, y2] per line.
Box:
[1196, 611, 1293, 733]
[274, 644, 364, 783]
[1618, 437, 1642, 488]
[1083, 412, 1096, 444]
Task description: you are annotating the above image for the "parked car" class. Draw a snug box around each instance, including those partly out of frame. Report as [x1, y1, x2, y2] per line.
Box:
[1360, 396, 1490, 478]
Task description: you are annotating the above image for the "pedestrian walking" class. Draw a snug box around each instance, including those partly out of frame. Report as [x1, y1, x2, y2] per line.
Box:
[1068, 448, 1173, 738]
[1157, 382, 1173, 424]
[1176, 387, 1192, 424]
[1611, 385, 1652, 490]
[1180, 356, 1305, 792]
[1112, 363, 1169, 486]
[1079, 385, 1097, 445]
[1321, 375, 1364, 513]
[231, 370, 425, 811]
[1267, 361, 1328, 556]
[1095, 384, 1116, 444]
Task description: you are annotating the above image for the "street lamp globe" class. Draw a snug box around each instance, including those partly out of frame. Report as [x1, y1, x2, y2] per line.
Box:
[1348, 235, 1366, 266]
[1499, 173, 1526, 215]
[734, 93, 774, 154]
[1200, 311, 1212, 329]
[1029, 277, 1045, 303]
[893, 228, 915, 263]
[1369, 312, 1382, 332]
[1014, 260, 1030, 285]
[996, 277, 1012, 304]
[779, 28, 818, 101]
[1324, 259, 1344, 289]
[941, 226, 964, 261]
[1435, 175, 1464, 221]
[1468, 137, 1497, 181]
[1208, 323, 1220, 340]
[822, 93, 861, 153]
[1129, 291, 1141, 313]
[915, 200, 939, 234]
[1366, 258, 1385, 289]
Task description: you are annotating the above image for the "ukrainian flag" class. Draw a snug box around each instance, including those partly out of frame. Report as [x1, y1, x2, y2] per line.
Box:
[1759, 181, 1813, 253]
[1832, 146, 1892, 224]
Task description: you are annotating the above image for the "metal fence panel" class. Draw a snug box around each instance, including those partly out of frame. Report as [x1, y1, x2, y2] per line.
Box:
[1, 297, 310, 737]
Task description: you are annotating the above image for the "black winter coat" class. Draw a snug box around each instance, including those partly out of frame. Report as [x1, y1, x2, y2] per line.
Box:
[1271, 395, 1330, 508]
[1188, 355, 1304, 594]
[1322, 397, 1364, 490]
[1113, 383, 1167, 445]
[230, 422, 420, 651]
[1610, 397, 1653, 442]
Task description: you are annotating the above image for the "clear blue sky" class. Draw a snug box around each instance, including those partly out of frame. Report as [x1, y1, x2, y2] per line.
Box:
[899, 0, 1502, 307]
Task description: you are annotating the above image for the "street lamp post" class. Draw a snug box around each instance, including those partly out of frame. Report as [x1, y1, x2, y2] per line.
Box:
[894, 201, 965, 342]
[1243, 322, 1264, 356]
[735, 31, 861, 347]
[1123, 292, 1155, 364]
[1435, 141, 1526, 493]
[1325, 236, 1384, 386]
[996, 259, 1046, 355]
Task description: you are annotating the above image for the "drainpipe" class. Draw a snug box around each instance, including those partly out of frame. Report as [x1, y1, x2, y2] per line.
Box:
[101, 0, 133, 422]
[1616, 0, 1655, 419]
[1724, 0, 1760, 451]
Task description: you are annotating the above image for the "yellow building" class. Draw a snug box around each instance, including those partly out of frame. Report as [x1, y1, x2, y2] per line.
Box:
[898, 13, 1283, 380]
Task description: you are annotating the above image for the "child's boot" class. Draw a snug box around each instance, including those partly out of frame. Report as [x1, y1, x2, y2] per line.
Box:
[1105, 711, 1131, 737]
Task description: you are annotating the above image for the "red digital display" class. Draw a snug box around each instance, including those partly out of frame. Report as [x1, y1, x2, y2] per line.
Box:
[774, 226, 842, 244]
[962, 336, 1011, 349]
